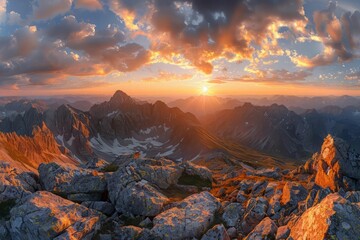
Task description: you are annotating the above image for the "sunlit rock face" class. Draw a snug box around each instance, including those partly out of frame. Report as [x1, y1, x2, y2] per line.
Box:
[9, 191, 105, 240]
[289, 193, 360, 240]
[0, 163, 38, 202]
[314, 135, 360, 191]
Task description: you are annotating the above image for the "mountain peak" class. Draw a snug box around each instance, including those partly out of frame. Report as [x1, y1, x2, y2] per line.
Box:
[109, 90, 134, 105]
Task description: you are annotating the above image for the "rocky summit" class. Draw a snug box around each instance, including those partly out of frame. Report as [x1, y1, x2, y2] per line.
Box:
[1, 92, 360, 240]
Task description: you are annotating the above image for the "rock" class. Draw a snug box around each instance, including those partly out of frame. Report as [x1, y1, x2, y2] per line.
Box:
[9, 191, 104, 240]
[114, 179, 169, 217]
[251, 181, 268, 197]
[139, 217, 153, 228]
[38, 162, 107, 202]
[227, 227, 237, 238]
[314, 135, 360, 191]
[253, 168, 281, 179]
[201, 224, 230, 240]
[182, 162, 213, 182]
[115, 226, 143, 240]
[0, 162, 38, 202]
[264, 182, 279, 198]
[345, 191, 360, 202]
[217, 187, 226, 197]
[126, 158, 183, 189]
[289, 193, 360, 240]
[107, 160, 174, 217]
[0, 224, 9, 239]
[280, 181, 307, 213]
[151, 191, 220, 239]
[245, 217, 277, 240]
[305, 188, 331, 209]
[275, 226, 290, 240]
[267, 191, 282, 220]
[222, 203, 244, 227]
[81, 201, 115, 216]
[238, 179, 256, 194]
[238, 197, 269, 235]
[236, 190, 248, 203]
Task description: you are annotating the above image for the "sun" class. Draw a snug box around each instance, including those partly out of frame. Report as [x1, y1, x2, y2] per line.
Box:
[201, 86, 209, 95]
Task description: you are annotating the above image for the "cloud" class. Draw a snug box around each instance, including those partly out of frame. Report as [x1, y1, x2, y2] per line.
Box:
[75, 0, 102, 10]
[7, 11, 24, 25]
[207, 79, 226, 84]
[109, 0, 308, 74]
[0, 0, 6, 24]
[0, 15, 151, 88]
[345, 71, 360, 81]
[141, 71, 192, 82]
[291, 2, 358, 68]
[33, 0, 73, 20]
[209, 69, 311, 84]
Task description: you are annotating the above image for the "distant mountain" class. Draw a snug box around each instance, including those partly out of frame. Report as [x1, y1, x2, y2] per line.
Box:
[0, 90, 277, 167]
[250, 95, 360, 110]
[204, 103, 360, 159]
[168, 95, 242, 117]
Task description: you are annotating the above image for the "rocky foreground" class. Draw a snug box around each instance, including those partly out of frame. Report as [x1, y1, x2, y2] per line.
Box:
[1, 135, 360, 240]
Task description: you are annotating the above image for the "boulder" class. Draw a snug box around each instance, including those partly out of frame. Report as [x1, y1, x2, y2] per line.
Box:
[151, 191, 220, 239]
[275, 226, 290, 240]
[245, 217, 277, 240]
[289, 193, 360, 240]
[0, 162, 38, 203]
[81, 201, 115, 216]
[238, 197, 269, 235]
[114, 180, 169, 217]
[115, 226, 143, 240]
[314, 135, 360, 191]
[236, 190, 248, 203]
[280, 182, 307, 213]
[251, 181, 268, 197]
[38, 162, 107, 202]
[107, 162, 170, 217]
[9, 191, 104, 240]
[201, 224, 230, 240]
[182, 162, 213, 182]
[222, 203, 244, 227]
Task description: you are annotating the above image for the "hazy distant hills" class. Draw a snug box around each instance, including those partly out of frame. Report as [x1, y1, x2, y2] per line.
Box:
[168, 95, 243, 117]
[204, 102, 360, 159]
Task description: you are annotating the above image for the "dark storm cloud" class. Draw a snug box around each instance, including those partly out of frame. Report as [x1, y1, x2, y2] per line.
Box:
[110, 0, 307, 73]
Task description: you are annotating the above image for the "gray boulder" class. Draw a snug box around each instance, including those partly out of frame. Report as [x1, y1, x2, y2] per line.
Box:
[239, 197, 269, 235]
[182, 161, 213, 182]
[9, 191, 105, 240]
[107, 161, 170, 217]
[38, 162, 107, 202]
[115, 180, 169, 217]
[222, 203, 244, 227]
[151, 191, 220, 239]
[201, 224, 230, 240]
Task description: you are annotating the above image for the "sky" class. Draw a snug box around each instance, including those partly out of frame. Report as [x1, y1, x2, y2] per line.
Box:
[0, 0, 360, 97]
